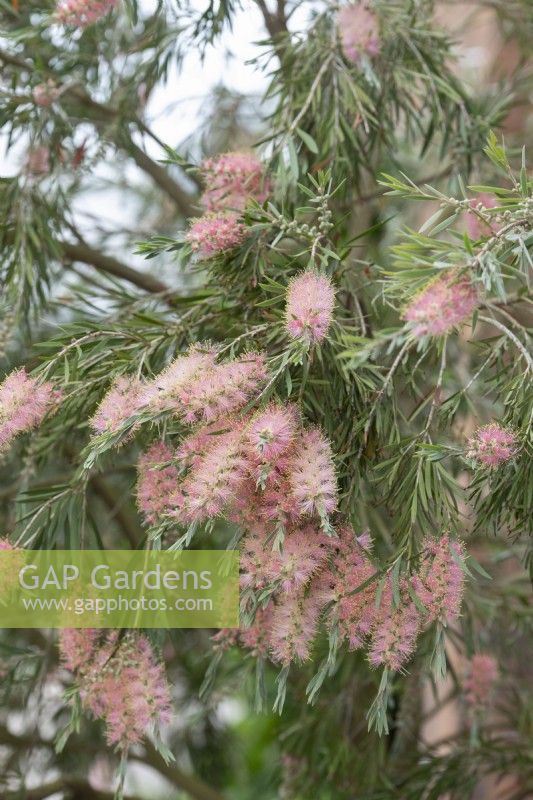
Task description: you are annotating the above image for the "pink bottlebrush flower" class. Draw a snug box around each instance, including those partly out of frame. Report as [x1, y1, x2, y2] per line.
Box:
[142, 348, 217, 412]
[59, 628, 101, 673]
[241, 530, 279, 591]
[178, 429, 250, 523]
[240, 606, 275, 658]
[402, 270, 478, 337]
[266, 525, 331, 594]
[285, 271, 335, 344]
[55, 0, 117, 27]
[136, 442, 180, 526]
[369, 582, 420, 671]
[466, 423, 517, 468]
[33, 81, 60, 107]
[463, 653, 498, 707]
[287, 428, 337, 518]
[412, 535, 465, 624]
[337, 2, 381, 63]
[465, 194, 499, 240]
[200, 151, 271, 212]
[90, 376, 145, 435]
[61, 630, 171, 750]
[246, 403, 299, 462]
[269, 584, 328, 665]
[26, 146, 50, 175]
[186, 212, 247, 258]
[330, 540, 378, 650]
[0, 369, 61, 451]
[180, 353, 268, 426]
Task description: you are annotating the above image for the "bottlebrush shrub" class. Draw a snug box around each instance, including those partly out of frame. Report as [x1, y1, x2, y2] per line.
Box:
[59, 629, 171, 749]
[1, 0, 533, 790]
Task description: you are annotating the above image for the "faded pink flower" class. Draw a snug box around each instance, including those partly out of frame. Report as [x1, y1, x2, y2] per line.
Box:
[467, 423, 517, 468]
[240, 606, 275, 658]
[266, 526, 331, 594]
[55, 0, 117, 27]
[33, 81, 60, 107]
[369, 584, 420, 671]
[136, 442, 180, 526]
[287, 428, 337, 518]
[90, 375, 145, 435]
[337, 2, 381, 63]
[26, 146, 50, 175]
[246, 403, 299, 462]
[412, 535, 465, 624]
[59, 628, 101, 673]
[241, 530, 279, 591]
[465, 194, 499, 240]
[177, 429, 249, 523]
[269, 584, 328, 664]
[329, 534, 378, 649]
[0, 369, 61, 451]
[402, 270, 478, 337]
[285, 271, 335, 344]
[180, 353, 268, 426]
[200, 151, 271, 212]
[464, 653, 498, 707]
[142, 348, 217, 412]
[186, 212, 247, 257]
[60, 630, 171, 750]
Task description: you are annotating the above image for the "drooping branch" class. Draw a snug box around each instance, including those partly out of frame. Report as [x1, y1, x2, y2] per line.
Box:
[0, 49, 198, 217]
[60, 239, 172, 297]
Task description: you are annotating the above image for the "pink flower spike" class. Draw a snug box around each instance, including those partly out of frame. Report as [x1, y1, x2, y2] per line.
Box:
[463, 653, 498, 707]
[402, 270, 478, 337]
[0, 369, 61, 451]
[180, 353, 268, 426]
[59, 628, 100, 673]
[200, 151, 271, 212]
[287, 428, 337, 518]
[369, 582, 420, 672]
[337, 3, 381, 63]
[412, 535, 466, 625]
[466, 423, 517, 468]
[60, 630, 171, 751]
[142, 347, 217, 412]
[136, 442, 180, 526]
[285, 271, 335, 344]
[246, 403, 299, 462]
[186, 212, 247, 258]
[55, 0, 117, 27]
[90, 375, 145, 435]
[177, 429, 250, 523]
[269, 583, 328, 665]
